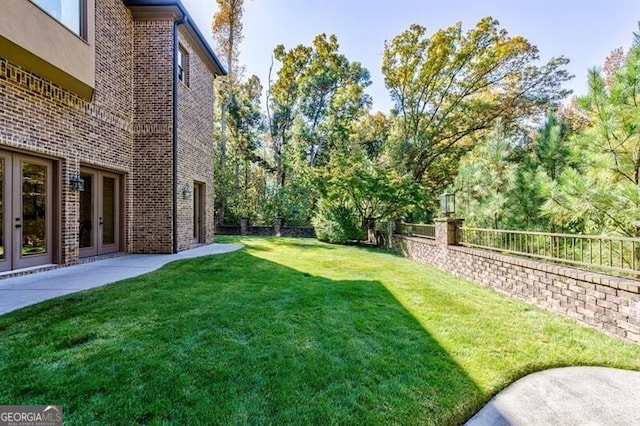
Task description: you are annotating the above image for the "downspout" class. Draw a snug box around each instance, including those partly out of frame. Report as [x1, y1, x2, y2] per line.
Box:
[173, 15, 187, 253]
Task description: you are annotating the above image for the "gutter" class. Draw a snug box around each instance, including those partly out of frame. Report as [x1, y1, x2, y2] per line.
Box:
[173, 15, 187, 253]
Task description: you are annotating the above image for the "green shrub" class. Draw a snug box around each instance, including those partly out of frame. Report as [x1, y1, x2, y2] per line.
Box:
[312, 202, 364, 244]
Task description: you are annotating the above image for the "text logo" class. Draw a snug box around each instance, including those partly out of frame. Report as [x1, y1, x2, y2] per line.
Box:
[0, 405, 62, 426]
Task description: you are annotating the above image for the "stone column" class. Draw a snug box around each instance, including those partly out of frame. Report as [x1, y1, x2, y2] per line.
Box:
[240, 217, 250, 235]
[274, 217, 283, 237]
[435, 217, 465, 246]
[387, 221, 396, 249]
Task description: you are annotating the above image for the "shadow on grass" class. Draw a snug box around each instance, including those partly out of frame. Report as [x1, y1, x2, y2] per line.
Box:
[0, 250, 481, 425]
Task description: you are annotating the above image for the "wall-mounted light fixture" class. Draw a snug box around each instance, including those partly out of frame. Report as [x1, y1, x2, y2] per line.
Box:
[440, 191, 455, 217]
[182, 183, 192, 200]
[70, 174, 85, 192]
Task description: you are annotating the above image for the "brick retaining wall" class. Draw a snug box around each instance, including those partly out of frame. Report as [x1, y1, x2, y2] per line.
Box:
[391, 233, 640, 344]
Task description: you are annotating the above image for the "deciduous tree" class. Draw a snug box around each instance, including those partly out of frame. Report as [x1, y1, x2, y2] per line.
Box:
[267, 34, 371, 221]
[212, 0, 245, 169]
[314, 113, 422, 241]
[382, 18, 572, 195]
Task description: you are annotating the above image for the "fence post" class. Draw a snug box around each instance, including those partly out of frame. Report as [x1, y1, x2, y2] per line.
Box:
[435, 217, 464, 246]
[386, 221, 396, 249]
[240, 217, 250, 235]
[274, 217, 283, 237]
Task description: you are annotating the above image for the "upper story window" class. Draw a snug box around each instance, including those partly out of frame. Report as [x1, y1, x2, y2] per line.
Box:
[31, 0, 83, 37]
[178, 45, 189, 86]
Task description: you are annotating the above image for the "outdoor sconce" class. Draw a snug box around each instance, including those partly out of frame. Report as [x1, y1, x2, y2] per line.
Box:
[440, 191, 455, 217]
[182, 183, 192, 200]
[70, 174, 85, 192]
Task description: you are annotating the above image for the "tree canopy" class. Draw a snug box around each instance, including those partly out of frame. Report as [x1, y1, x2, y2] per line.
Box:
[382, 17, 572, 193]
[543, 35, 640, 237]
[208, 8, 640, 242]
[268, 34, 371, 182]
[451, 34, 640, 237]
[212, 0, 244, 76]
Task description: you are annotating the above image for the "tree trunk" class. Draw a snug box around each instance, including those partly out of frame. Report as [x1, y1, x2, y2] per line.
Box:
[220, 95, 229, 169]
[233, 161, 240, 193]
[240, 217, 249, 235]
[365, 217, 377, 244]
[274, 217, 283, 237]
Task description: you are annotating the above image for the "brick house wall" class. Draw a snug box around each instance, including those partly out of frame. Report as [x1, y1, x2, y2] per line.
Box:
[391, 229, 640, 344]
[131, 19, 175, 253]
[0, 0, 223, 268]
[176, 29, 215, 251]
[0, 0, 135, 265]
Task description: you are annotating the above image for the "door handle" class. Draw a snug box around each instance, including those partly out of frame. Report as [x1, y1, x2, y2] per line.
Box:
[15, 224, 21, 229]
[15, 218, 21, 228]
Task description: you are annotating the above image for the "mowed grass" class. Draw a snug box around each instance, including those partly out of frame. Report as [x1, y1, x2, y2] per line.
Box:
[1, 237, 640, 425]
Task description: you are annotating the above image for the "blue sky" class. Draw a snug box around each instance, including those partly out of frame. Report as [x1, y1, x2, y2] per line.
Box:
[183, 0, 640, 113]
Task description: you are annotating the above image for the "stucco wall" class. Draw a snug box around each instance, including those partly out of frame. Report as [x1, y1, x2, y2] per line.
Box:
[0, 0, 96, 98]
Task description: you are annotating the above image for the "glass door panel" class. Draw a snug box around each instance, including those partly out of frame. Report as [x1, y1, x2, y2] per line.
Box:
[101, 176, 116, 246]
[21, 162, 47, 256]
[79, 171, 97, 258]
[79, 173, 93, 249]
[0, 155, 10, 272]
[14, 156, 52, 269]
[193, 184, 199, 242]
[193, 183, 203, 244]
[0, 158, 4, 261]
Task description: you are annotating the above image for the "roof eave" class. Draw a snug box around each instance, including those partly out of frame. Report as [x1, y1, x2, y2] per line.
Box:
[123, 0, 227, 76]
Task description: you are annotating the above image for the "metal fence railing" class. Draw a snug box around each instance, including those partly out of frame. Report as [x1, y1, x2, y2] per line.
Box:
[460, 227, 640, 277]
[399, 223, 436, 240]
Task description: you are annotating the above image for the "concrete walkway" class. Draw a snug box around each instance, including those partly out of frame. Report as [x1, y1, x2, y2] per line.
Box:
[466, 366, 640, 425]
[0, 243, 243, 315]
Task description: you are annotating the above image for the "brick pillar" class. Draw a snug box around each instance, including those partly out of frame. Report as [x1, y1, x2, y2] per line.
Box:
[435, 217, 464, 246]
[274, 217, 283, 237]
[240, 217, 249, 235]
[387, 221, 396, 249]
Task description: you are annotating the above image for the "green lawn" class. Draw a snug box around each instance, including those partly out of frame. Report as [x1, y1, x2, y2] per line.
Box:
[1, 237, 639, 425]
